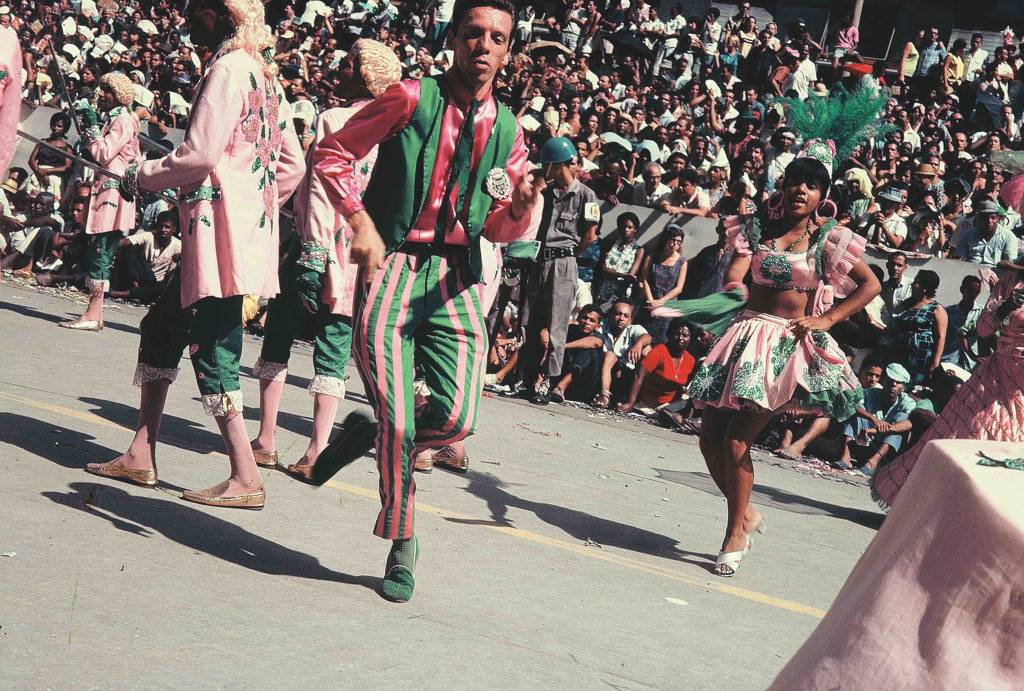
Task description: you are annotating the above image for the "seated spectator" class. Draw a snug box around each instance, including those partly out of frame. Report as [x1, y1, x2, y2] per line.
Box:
[484, 303, 523, 392]
[109, 210, 181, 303]
[0, 192, 64, 276]
[941, 274, 983, 370]
[865, 186, 908, 248]
[879, 250, 913, 327]
[594, 301, 651, 408]
[627, 162, 671, 208]
[616, 318, 696, 415]
[838, 363, 916, 476]
[594, 211, 644, 310]
[27, 113, 73, 201]
[638, 224, 687, 342]
[548, 304, 605, 404]
[905, 210, 947, 255]
[886, 269, 947, 386]
[776, 356, 885, 462]
[951, 199, 1019, 268]
[659, 169, 711, 218]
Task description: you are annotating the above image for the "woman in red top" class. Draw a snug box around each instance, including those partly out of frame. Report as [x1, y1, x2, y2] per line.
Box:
[618, 319, 696, 413]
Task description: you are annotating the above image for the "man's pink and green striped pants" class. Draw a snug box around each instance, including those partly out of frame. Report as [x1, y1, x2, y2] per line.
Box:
[354, 249, 488, 540]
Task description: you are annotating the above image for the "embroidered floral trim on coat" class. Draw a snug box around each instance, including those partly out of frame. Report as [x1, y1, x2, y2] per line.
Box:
[242, 72, 287, 228]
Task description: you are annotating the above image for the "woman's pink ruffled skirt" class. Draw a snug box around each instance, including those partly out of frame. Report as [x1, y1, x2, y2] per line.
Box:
[689, 310, 862, 420]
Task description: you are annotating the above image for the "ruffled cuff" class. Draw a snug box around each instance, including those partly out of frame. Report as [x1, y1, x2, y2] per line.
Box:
[120, 164, 140, 198]
[820, 224, 867, 298]
[252, 357, 287, 382]
[133, 362, 179, 386]
[200, 390, 243, 416]
[85, 277, 110, 293]
[308, 374, 346, 399]
[296, 242, 330, 273]
[723, 215, 754, 257]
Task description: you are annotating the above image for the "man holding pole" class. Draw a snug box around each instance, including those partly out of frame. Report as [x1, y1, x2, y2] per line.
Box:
[59, 72, 140, 331]
[83, 0, 305, 508]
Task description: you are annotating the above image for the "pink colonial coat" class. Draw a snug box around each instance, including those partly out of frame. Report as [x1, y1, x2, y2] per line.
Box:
[84, 107, 140, 235]
[137, 48, 305, 307]
[0, 26, 23, 179]
[297, 101, 377, 316]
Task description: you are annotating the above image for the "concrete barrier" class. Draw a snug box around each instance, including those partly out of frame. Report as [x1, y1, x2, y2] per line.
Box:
[13, 103, 184, 172]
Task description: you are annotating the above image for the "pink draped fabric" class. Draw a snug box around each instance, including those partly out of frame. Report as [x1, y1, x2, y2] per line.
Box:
[137, 49, 305, 307]
[771, 439, 1024, 691]
[0, 27, 22, 180]
[313, 77, 536, 246]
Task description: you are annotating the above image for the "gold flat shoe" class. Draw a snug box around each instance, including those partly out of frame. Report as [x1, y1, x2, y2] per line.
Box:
[253, 449, 279, 468]
[59, 319, 104, 331]
[181, 480, 265, 510]
[85, 461, 157, 487]
[284, 462, 315, 483]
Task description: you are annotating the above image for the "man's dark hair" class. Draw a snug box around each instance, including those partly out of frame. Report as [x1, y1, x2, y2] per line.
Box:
[887, 250, 908, 265]
[972, 33, 984, 41]
[861, 354, 885, 372]
[578, 303, 603, 319]
[155, 209, 180, 229]
[961, 274, 983, 288]
[449, 0, 517, 35]
[678, 169, 701, 186]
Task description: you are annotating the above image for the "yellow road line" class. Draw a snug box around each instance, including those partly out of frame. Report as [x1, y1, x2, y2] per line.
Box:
[1, 388, 826, 619]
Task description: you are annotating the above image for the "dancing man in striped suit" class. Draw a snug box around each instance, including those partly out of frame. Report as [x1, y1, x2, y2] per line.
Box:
[314, 0, 542, 602]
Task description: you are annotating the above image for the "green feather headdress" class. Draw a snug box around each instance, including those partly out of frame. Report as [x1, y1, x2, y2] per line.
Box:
[777, 85, 897, 176]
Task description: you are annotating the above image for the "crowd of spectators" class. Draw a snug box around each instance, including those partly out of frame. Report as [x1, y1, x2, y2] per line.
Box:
[2, 0, 1024, 476]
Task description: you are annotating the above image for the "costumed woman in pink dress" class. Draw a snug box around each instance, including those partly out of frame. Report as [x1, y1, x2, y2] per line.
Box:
[84, 0, 304, 508]
[59, 72, 140, 330]
[872, 263, 1024, 509]
[655, 89, 890, 575]
[249, 39, 402, 482]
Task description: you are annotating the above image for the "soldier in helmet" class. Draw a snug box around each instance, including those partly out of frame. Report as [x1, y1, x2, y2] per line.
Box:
[521, 136, 602, 405]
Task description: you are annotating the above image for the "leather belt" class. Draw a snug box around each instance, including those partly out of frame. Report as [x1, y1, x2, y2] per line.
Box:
[541, 247, 575, 260]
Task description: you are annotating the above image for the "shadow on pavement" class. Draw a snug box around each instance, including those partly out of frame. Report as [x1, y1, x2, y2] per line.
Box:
[452, 472, 715, 568]
[80, 396, 224, 456]
[0, 300, 140, 335]
[44, 482, 380, 589]
[0, 411, 119, 468]
[654, 469, 884, 530]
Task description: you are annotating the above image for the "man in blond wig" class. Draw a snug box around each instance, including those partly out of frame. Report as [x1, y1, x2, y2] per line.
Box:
[85, 0, 305, 510]
[60, 72, 140, 331]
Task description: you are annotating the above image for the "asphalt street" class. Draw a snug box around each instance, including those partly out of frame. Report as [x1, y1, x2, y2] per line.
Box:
[0, 278, 883, 689]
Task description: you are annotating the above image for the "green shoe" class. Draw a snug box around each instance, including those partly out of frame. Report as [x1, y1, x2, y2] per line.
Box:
[381, 536, 419, 603]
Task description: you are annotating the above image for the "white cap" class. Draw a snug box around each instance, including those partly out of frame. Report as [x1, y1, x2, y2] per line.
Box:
[90, 33, 114, 57]
[0, 6, 10, 16]
[62, 44, 81, 60]
[137, 19, 158, 35]
[62, 16, 78, 36]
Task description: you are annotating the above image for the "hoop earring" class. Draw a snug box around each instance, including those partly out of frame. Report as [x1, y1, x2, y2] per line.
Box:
[814, 199, 838, 223]
[766, 192, 785, 220]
